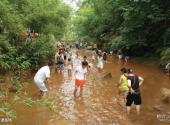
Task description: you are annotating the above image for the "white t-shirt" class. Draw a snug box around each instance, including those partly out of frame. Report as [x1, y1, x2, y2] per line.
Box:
[75, 66, 87, 80]
[74, 56, 82, 68]
[34, 66, 50, 82]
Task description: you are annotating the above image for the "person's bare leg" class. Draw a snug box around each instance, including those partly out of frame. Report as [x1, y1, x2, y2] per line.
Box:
[123, 91, 128, 105]
[74, 86, 78, 97]
[127, 106, 131, 115]
[79, 85, 83, 97]
[136, 105, 140, 115]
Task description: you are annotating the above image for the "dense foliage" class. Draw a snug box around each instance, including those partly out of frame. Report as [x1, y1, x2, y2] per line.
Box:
[73, 0, 170, 64]
[0, 0, 71, 73]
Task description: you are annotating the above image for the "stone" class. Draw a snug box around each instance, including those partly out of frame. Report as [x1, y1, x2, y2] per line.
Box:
[161, 88, 170, 96]
[161, 88, 170, 103]
[153, 105, 165, 111]
[103, 72, 112, 79]
[93, 72, 112, 81]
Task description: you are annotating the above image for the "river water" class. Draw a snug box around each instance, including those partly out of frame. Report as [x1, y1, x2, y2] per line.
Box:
[8, 50, 170, 125]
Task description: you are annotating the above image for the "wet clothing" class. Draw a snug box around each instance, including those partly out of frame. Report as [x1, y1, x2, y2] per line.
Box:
[34, 66, 50, 92]
[126, 75, 142, 106]
[75, 66, 87, 80]
[75, 66, 87, 87]
[74, 56, 81, 68]
[128, 76, 140, 93]
[75, 79, 85, 87]
[126, 92, 141, 106]
[56, 55, 64, 64]
[119, 75, 129, 92]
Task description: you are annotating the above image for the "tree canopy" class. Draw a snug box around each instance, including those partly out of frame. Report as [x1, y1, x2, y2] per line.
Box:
[73, 0, 170, 64]
[0, 0, 71, 72]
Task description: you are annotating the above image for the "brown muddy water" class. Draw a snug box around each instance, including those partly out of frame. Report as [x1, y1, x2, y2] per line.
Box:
[1, 50, 170, 125]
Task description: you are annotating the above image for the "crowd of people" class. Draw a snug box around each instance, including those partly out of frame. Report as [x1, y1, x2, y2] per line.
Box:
[33, 41, 144, 115]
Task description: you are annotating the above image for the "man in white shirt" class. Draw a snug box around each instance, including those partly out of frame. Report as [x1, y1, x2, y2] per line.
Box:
[34, 60, 53, 97]
[73, 61, 88, 97]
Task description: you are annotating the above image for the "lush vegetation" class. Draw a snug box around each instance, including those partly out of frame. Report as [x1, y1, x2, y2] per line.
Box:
[0, 0, 71, 116]
[73, 0, 170, 65]
[0, 0, 71, 73]
[0, 0, 169, 120]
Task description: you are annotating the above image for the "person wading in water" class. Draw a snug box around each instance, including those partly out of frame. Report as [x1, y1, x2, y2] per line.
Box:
[34, 60, 53, 97]
[126, 68, 144, 115]
[74, 61, 88, 97]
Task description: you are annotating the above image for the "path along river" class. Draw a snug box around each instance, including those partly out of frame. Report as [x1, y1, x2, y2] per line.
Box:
[10, 49, 170, 125]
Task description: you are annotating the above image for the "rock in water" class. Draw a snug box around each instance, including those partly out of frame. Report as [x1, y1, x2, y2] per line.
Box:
[153, 105, 164, 111]
[102, 72, 112, 79]
[161, 88, 170, 97]
[93, 72, 112, 81]
[161, 88, 170, 103]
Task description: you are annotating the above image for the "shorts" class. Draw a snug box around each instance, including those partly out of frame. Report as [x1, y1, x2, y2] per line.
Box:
[34, 78, 48, 92]
[75, 79, 85, 87]
[126, 92, 142, 106]
[57, 64, 64, 70]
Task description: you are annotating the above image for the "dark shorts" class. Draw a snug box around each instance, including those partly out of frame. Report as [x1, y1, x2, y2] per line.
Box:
[126, 92, 142, 106]
[57, 64, 64, 70]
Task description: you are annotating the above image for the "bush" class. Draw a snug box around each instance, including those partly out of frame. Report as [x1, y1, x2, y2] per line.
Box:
[25, 35, 55, 70]
[160, 48, 170, 65]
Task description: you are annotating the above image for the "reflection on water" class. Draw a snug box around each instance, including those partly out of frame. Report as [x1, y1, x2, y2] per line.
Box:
[12, 50, 170, 125]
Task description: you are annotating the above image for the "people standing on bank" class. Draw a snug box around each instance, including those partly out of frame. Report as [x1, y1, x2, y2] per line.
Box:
[126, 68, 144, 115]
[73, 61, 88, 97]
[34, 60, 53, 97]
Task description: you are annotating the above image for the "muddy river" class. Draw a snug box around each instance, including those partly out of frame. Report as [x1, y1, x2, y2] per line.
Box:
[2, 50, 170, 125]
